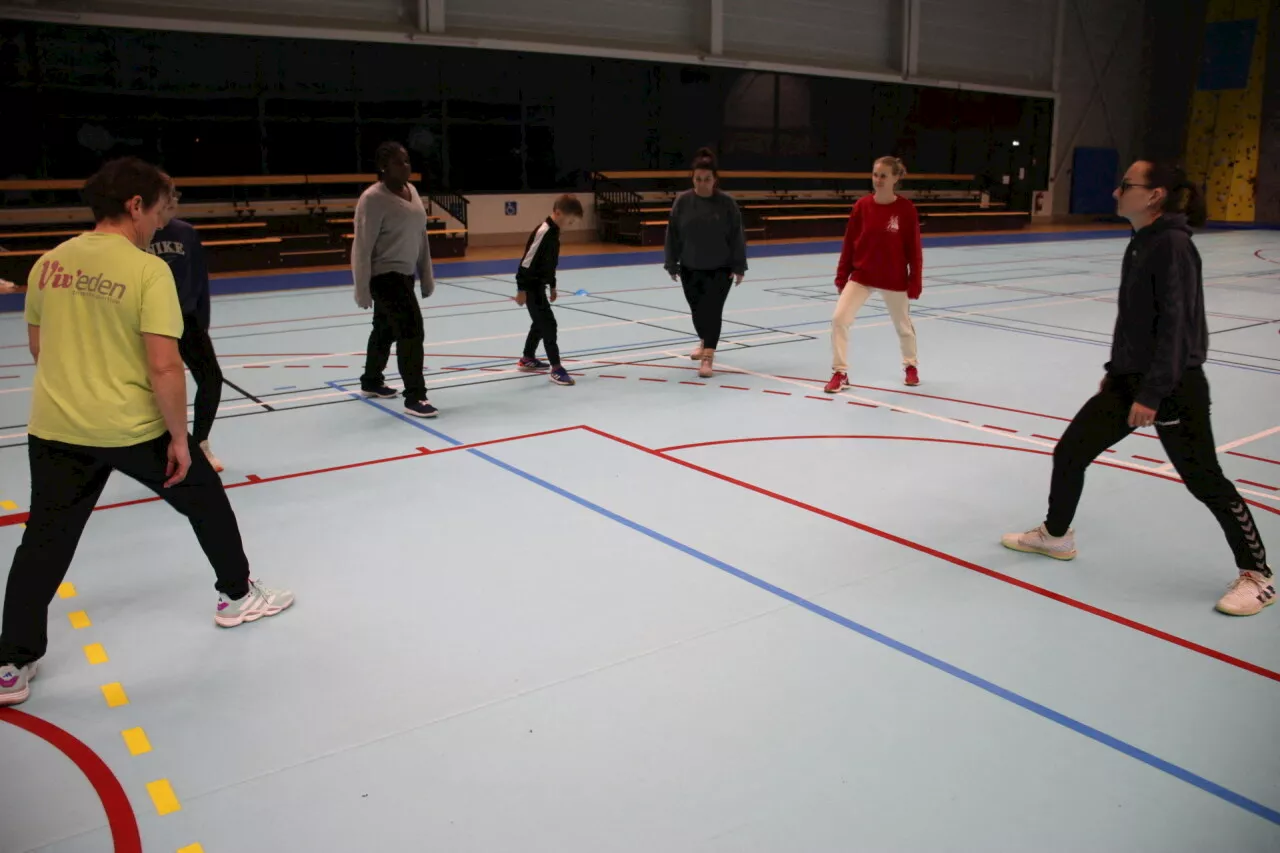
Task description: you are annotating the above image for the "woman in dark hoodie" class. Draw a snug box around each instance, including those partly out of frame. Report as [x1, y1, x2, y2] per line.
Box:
[663, 147, 747, 378]
[1002, 160, 1273, 617]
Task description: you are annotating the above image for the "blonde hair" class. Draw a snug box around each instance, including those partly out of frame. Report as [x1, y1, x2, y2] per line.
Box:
[874, 156, 907, 179]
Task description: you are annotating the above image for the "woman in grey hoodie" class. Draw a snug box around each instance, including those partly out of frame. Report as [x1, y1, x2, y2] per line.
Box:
[663, 148, 747, 378]
[351, 141, 437, 418]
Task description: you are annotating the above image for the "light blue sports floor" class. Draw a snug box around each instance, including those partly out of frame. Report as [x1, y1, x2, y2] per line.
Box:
[1, 229, 1278, 853]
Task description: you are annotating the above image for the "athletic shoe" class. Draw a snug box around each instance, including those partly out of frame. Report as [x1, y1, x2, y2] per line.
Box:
[200, 440, 224, 473]
[215, 580, 295, 628]
[0, 661, 36, 707]
[698, 351, 715, 379]
[404, 399, 438, 418]
[361, 385, 398, 399]
[1001, 524, 1077, 560]
[905, 365, 920, 386]
[824, 372, 849, 394]
[517, 357, 547, 372]
[690, 341, 704, 360]
[550, 366, 575, 386]
[1215, 570, 1276, 616]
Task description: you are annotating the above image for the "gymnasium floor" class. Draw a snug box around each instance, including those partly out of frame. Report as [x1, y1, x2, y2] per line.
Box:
[0, 228, 1278, 853]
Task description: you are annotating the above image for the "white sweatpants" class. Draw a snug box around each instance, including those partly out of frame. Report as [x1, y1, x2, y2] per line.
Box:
[830, 282, 918, 373]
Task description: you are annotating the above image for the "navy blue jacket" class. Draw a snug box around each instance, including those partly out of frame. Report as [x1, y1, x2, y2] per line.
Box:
[147, 219, 210, 330]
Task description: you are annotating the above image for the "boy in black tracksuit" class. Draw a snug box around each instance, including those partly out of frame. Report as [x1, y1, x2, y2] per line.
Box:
[516, 194, 583, 386]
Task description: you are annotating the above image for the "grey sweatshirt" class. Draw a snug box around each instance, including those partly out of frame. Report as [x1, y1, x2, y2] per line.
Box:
[663, 189, 748, 276]
[351, 181, 436, 309]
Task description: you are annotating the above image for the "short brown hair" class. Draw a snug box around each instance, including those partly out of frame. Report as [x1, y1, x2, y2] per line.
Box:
[554, 193, 584, 217]
[82, 157, 170, 222]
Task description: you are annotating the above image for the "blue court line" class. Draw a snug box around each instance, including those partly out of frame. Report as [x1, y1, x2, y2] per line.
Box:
[328, 378, 1280, 826]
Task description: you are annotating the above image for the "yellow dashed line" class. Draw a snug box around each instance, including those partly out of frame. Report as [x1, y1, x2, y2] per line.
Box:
[177, 844, 205, 853]
[0, 500, 16, 510]
[122, 727, 153, 756]
[83, 643, 108, 665]
[57, 582, 76, 599]
[101, 683, 129, 707]
[146, 779, 182, 815]
[68, 610, 91, 629]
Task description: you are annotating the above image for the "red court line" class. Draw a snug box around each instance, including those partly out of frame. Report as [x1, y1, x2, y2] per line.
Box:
[639, 378, 668, 383]
[0, 426, 583, 529]
[1255, 249, 1280, 265]
[1230, 450, 1280, 466]
[983, 425, 1017, 433]
[600, 375, 626, 380]
[848, 401, 878, 408]
[1032, 434, 1060, 442]
[1239, 479, 1279, 492]
[681, 381, 707, 386]
[0, 708, 142, 853]
[763, 390, 791, 396]
[721, 385, 750, 391]
[1133, 455, 1166, 465]
[586, 427, 1280, 684]
[805, 395, 833, 402]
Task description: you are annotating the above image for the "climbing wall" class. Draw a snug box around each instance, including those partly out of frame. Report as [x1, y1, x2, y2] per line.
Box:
[1185, 0, 1271, 222]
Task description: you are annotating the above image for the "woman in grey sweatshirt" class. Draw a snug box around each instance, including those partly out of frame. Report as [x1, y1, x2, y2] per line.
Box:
[663, 148, 747, 378]
[351, 141, 437, 418]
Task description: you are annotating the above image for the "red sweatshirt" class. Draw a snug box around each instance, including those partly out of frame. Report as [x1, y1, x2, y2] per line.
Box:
[833, 195, 923, 299]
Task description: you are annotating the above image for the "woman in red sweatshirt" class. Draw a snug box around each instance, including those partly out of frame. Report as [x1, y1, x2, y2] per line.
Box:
[824, 156, 923, 393]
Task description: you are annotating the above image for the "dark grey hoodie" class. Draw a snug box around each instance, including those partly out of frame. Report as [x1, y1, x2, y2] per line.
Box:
[663, 189, 747, 276]
[1106, 213, 1208, 410]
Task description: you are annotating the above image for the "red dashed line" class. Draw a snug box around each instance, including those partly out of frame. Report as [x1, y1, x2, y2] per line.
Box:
[953, 419, 971, 424]
[416, 447, 432, 454]
[285, 365, 307, 369]
[890, 409, 907, 414]
[441, 367, 467, 372]
[1032, 434, 1060, 442]
[805, 395, 833, 402]
[1228, 450, 1280, 466]
[479, 368, 503, 372]
[244, 366, 270, 369]
[763, 390, 792, 396]
[1104, 449, 1118, 454]
[1133, 455, 1166, 465]
[680, 381, 706, 386]
[1238, 479, 1279, 491]
[600, 375, 626, 379]
[983, 425, 1018, 433]
[245, 474, 262, 483]
[322, 365, 347, 368]
[639, 377, 668, 383]
[848, 401, 878, 409]
[721, 385, 750, 391]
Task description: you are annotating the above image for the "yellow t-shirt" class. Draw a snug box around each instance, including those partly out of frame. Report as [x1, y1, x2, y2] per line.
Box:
[24, 232, 184, 447]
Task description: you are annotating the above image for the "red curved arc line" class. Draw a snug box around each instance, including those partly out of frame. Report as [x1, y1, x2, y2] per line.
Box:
[585, 428, 1280, 683]
[0, 707, 142, 852]
[656, 433, 1279, 518]
[1255, 249, 1280, 265]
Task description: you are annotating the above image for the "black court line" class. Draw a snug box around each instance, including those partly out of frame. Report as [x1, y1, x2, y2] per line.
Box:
[221, 377, 275, 412]
[590, 294, 819, 343]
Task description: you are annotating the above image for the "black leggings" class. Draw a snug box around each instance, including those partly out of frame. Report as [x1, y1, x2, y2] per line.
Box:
[361, 272, 426, 402]
[0, 434, 252, 666]
[1046, 368, 1269, 575]
[522, 285, 560, 365]
[680, 268, 733, 350]
[178, 317, 223, 443]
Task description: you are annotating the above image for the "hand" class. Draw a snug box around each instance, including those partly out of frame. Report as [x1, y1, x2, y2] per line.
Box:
[515, 291, 527, 307]
[549, 288, 558, 303]
[670, 274, 678, 282]
[0, 279, 23, 294]
[356, 296, 372, 310]
[164, 437, 192, 487]
[733, 273, 744, 286]
[1127, 402, 1157, 429]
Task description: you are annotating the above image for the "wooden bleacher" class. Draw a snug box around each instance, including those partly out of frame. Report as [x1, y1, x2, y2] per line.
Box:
[593, 170, 1029, 246]
[0, 173, 469, 283]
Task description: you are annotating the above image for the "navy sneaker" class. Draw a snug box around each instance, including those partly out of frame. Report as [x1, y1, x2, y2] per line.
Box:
[517, 357, 547, 372]
[549, 366, 575, 386]
[404, 399, 439, 418]
[361, 384, 398, 399]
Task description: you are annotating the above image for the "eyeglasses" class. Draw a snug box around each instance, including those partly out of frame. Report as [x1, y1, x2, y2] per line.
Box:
[1117, 180, 1149, 193]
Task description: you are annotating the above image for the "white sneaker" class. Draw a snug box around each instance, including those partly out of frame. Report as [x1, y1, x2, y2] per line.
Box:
[1215, 571, 1276, 616]
[215, 580, 295, 628]
[200, 440, 224, 473]
[1001, 524, 1078, 560]
[0, 661, 37, 707]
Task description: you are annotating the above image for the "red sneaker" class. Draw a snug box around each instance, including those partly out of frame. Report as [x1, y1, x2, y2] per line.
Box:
[824, 371, 848, 394]
[905, 366, 920, 386]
